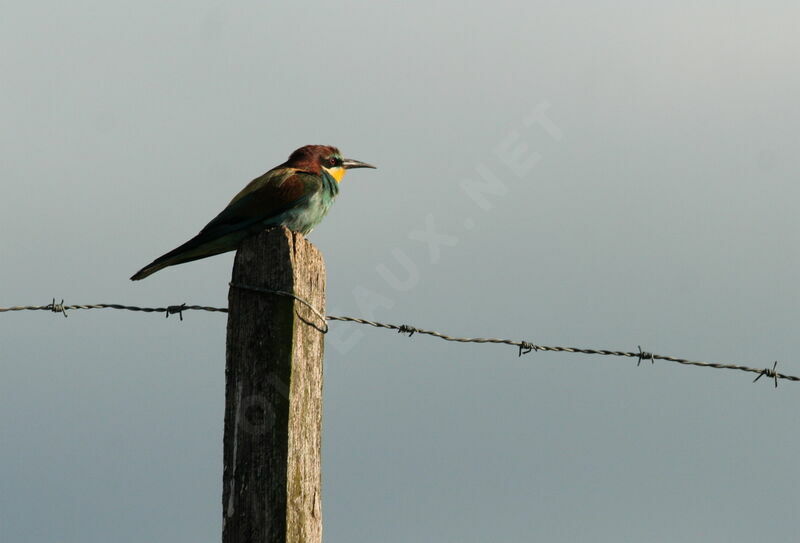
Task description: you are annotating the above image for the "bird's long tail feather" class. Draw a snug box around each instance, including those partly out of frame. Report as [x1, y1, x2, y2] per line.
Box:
[130, 230, 243, 280]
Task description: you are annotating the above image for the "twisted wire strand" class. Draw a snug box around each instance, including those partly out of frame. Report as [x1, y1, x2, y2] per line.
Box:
[327, 316, 792, 386]
[0, 300, 793, 385]
[0, 300, 227, 320]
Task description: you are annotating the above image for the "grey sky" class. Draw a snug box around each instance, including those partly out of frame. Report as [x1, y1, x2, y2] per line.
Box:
[2, 1, 799, 542]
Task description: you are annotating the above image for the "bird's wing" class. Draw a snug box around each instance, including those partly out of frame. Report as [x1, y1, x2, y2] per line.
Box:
[199, 167, 321, 234]
[130, 167, 323, 280]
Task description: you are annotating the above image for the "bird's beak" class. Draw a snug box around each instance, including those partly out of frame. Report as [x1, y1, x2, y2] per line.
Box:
[341, 158, 377, 170]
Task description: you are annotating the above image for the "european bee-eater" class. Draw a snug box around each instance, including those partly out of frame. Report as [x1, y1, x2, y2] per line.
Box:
[130, 145, 375, 280]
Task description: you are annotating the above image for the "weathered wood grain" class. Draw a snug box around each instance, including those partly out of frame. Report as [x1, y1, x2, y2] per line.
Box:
[223, 227, 325, 543]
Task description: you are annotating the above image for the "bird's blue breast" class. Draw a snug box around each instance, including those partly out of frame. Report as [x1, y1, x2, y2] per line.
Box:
[274, 170, 339, 234]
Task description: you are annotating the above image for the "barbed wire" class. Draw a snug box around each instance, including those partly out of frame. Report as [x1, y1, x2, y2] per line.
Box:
[0, 299, 793, 386]
[0, 299, 226, 320]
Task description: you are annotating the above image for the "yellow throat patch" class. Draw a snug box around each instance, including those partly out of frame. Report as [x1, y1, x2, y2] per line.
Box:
[323, 166, 346, 182]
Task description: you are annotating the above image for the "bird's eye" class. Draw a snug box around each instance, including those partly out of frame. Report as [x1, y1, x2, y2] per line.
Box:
[327, 157, 338, 167]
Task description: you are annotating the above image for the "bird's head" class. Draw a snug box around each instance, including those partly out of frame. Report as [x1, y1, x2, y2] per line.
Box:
[287, 145, 376, 182]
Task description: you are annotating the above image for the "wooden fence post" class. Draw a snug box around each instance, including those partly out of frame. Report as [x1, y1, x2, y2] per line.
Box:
[223, 226, 325, 543]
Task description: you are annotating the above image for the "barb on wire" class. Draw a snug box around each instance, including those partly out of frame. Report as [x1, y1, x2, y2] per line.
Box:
[753, 361, 780, 388]
[1, 299, 797, 386]
[518, 341, 537, 357]
[52, 298, 67, 318]
[166, 303, 187, 320]
[637, 345, 654, 366]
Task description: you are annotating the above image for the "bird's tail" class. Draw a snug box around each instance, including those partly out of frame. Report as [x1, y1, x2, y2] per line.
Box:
[130, 258, 179, 281]
[130, 231, 243, 280]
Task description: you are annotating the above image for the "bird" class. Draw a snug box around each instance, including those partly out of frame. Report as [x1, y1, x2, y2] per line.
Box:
[130, 144, 376, 280]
